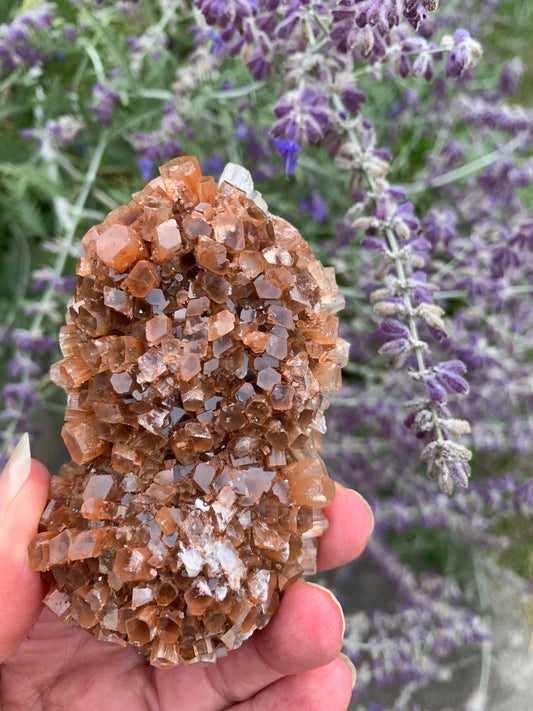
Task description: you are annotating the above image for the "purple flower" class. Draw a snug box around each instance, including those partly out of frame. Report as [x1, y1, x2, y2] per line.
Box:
[434, 362, 469, 395]
[89, 80, 120, 125]
[423, 208, 458, 247]
[361, 236, 385, 251]
[413, 51, 434, 80]
[7, 357, 40, 379]
[136, 157, 155, 182]
[299, 190, 330, 223]
[272, 87, 333, 145]
[200, 155, 224, 177]
[445, 31, 483, 78]
[31, 268, 76, 294]
[132, 131, 182, 164]
[206, 28, 223, 54]
[498, 58, 524, 96]
[274, 137, 299, 177]
[511, 219, 533, 251]
[341, 86, 367, 114]
[490, 246, 520, 279]
[424, 375, 447, 404]
[2, 382, 42, 409]
[197, 0, 253, 28]
[378, 338, 410, 359]
[28, 115, 83, 150]
[234, 122, 248, 141]
[11, 329, 56, 354]
[20, 128, 37, 141]
[0, 2, 56, 78]
[63, 25, 77, 43]
[380, 319, 410, 339]
[330, 0, 439, 55]
[246, 44, 271, 80]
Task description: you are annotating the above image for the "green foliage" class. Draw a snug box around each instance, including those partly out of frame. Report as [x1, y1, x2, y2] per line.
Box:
[388, 525, 476, 588]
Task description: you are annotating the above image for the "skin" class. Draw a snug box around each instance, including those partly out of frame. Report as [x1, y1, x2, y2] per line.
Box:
[0, 459, 373, 711]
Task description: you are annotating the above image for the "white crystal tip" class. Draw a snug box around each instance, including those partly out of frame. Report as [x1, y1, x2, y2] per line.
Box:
[219, 162, 268, 212]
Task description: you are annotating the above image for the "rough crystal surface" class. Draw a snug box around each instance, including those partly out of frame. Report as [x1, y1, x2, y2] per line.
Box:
[29, 157, 347, 667]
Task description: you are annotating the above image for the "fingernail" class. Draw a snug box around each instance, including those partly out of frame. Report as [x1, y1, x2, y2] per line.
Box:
[339, 652, 357, 688]
[347, 489, 374, 538]
[0, 433, 31, 524]
[306, 582, 345, 637]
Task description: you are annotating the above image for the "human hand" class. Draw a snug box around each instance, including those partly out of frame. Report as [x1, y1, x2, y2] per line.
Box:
[0, 435, 373, 711]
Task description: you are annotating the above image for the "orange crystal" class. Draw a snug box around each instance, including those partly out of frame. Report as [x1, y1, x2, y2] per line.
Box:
[96, 224, 147, 272]
[29, 157, 348, 667]
[124, 260, 160, 298]
[152, 220, 182, 264]
[145, 314, 172, 345]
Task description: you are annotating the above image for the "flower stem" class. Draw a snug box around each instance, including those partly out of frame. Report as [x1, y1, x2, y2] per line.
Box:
[31, 130, 109, 336]
[405, 136, 522, 193]
[471, 551, 493, 709]
[2, 131, 109, 454]
[332, 95, 446, 453]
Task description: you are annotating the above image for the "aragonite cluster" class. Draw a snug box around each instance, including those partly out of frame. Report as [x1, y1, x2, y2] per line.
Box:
[28, 157, 348, 667]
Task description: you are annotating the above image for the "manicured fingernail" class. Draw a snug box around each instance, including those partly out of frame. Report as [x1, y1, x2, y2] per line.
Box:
[306, 582, 345, 637]
[0, 433, 31, 524]
[347, 489, 374, 538]
[339, 652, 357, 687]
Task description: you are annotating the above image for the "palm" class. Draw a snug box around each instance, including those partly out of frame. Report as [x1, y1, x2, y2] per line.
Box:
[1, 462, 372, 711]
[3, 580, 341, 711]
[3, 609, 155, 710]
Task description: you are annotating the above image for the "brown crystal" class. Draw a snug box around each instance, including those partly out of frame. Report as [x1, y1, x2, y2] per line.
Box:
[61, 417, 106, 465]
[30, 157, 348, 667]
[124, 260, 160, 298]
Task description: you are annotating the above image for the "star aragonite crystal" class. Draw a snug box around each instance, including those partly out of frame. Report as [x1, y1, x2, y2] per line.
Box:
[28, 156, 349, 667]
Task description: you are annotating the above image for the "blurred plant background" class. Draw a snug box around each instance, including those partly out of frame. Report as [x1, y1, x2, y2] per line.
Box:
[0, 1, 531, 709]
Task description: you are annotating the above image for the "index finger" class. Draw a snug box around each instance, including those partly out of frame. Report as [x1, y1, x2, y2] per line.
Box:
[317, 483, 374, 572]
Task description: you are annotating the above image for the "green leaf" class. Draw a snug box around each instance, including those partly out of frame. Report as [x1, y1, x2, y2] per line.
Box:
[0, 225, 31, 326]
[0, 161, 64, 201]
[17, 0, 43, 13]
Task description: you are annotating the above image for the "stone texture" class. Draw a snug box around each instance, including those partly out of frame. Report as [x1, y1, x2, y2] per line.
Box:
[29, 157, 348, 667]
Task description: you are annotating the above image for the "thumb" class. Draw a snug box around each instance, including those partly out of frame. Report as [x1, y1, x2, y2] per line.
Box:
[0, 433, 51, 662]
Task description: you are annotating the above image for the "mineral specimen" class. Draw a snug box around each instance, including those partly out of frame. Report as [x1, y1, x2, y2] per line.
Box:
[28, 156, 349, 667]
